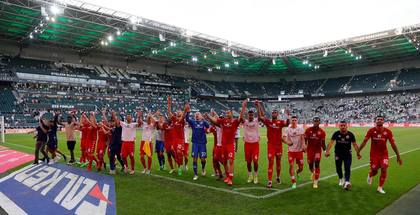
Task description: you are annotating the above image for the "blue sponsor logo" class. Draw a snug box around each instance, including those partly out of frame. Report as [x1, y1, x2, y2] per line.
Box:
[0, 163, 116, 215]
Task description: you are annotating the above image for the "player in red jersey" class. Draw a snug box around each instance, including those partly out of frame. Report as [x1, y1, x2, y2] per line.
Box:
[358, 115, 402, 194]
[304, 116, 326, 189]
[256, 101, 290, 188]
[158, 116, 176, 173]
[167, 96, 188, 176]
[205, 100, 246, 186]
[79, 112, 90, 166]
[85, 112, 98, 171]
[96, 109, 111, 171]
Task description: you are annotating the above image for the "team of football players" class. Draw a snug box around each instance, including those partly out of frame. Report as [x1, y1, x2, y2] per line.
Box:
[32, 98, 402, 194]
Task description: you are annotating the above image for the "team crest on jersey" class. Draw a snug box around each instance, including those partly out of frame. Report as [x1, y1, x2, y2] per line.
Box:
[317, 131, 321, 135]
[0, 163, 116, 215]
[346, 135, 350, 139]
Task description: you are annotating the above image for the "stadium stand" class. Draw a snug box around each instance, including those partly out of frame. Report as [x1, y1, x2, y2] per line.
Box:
[1, 56, 420, 128]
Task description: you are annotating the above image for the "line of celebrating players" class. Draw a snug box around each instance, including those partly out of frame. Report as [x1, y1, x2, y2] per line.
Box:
[33, 97, 403, 194]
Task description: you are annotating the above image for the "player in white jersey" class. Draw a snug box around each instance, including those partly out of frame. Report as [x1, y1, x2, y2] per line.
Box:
[117, 110, 142, 175]
[139, 113, 156, 174]
[283, 116, 306, 189]
[241, 106, 260, 184]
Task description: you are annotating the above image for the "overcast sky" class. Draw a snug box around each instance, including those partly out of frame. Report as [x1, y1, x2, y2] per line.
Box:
[82, 0, 420, 51]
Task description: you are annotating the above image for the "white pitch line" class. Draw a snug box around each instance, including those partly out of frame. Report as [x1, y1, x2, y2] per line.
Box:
[259, 146, 420, 199]
[233, 187, 280, 191]
[149, 173, 261, 199]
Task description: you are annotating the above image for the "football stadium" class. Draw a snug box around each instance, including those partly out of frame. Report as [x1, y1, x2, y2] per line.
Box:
[0, 0, 419, 214]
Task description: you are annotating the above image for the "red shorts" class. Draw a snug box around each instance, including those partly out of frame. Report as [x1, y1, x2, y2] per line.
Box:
[307, 149, 322, 163]
[140, 141, 153, 157]
[96, 141, 107, 156]
[87, 140, 96, 154]
[222, 144, 235, 161]
[121, 141, 135, 158]
[184, 143, 189, 156]
[176, 143, 184, 152]
[80, 139, 88, 151]
[370, 155, 389, 169]
[213, 145, 223, 162]
[244, 142, 259, 162]
[268, 144, 282, 158]
[288, 151, 304, 165]
[165, 141, 173, 153]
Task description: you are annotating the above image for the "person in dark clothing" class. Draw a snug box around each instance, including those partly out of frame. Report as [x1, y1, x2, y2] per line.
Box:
[109, 111, 125, 174]
[30, 115, 49, 164]
[325, 120, 360, 190]
[46, 111, 67, 164]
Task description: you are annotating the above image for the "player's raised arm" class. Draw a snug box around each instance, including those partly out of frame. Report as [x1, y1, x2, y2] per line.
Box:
[185, 103, 193, 126]
[204, 112, 218, 125]
[111, 110, 121, 127]
[167, 96, 173, 119]
[284, 109, 290, 126]
[101, 108, 108, 123]
[86, 112, 98, 128]
[256, 100, 265, 121]
[239, 99, 247, 121]
[136, 110, 143, 127]
[53, 110, 60, 126]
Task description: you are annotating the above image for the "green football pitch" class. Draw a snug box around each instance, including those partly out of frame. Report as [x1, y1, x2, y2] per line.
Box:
[2, 127, 420, 215]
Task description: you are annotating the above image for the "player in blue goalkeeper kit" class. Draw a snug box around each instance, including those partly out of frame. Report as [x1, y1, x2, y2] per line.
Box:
[185, 104, 210, 180]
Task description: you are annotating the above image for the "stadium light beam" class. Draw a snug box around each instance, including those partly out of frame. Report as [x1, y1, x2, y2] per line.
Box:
[159, 33, 165, 42]
[50, 5, 62, 15]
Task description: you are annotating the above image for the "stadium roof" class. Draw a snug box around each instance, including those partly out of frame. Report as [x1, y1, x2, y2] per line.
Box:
[1, 0, 420, 74]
